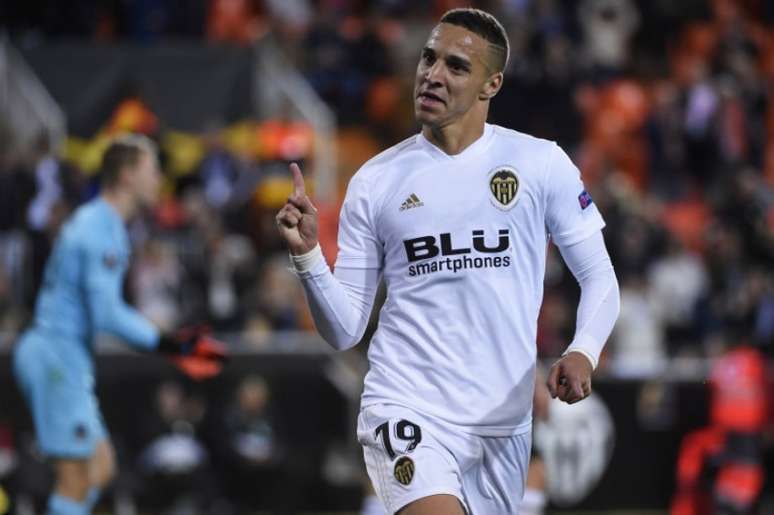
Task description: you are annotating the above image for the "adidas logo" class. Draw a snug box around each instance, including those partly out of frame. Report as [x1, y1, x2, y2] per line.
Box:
[399, 193, 424, 211]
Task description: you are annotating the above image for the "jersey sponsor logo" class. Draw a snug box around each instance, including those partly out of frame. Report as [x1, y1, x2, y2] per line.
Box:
[403, 229, 512, 277]
[488, 166, 521, 210]
[399, 193, 424, 211]
[394, 456, 415, 486]
[578, 190, 593, 209]
[404, 230, 510, 262]
[408, 255, 511, 277]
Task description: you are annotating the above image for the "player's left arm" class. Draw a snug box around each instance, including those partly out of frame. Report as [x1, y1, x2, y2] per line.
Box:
[543, 143, 620, 404]
[547, 231, 620, 404]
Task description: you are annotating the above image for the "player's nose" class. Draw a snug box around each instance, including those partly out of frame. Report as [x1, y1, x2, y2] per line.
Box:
[424, 60, 445, 85]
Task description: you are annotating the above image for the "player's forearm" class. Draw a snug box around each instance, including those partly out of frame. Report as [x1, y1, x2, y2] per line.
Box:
[558, 231, 620, 369]
[567, 269, 619, 368]
[90, 295, 160, 350]
[291, 245, 379, 351]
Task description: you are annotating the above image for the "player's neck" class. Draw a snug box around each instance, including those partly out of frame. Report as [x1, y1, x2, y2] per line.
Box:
[421, 110, 488, 156]
[101, 190, 137, 221]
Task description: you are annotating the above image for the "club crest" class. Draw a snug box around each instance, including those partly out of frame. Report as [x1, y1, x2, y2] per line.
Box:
[488, 166, 521, 210]
[394, 456, 415, 486]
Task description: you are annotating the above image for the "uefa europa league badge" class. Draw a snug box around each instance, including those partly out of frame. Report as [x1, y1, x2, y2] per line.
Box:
[488, 165, 521, 211]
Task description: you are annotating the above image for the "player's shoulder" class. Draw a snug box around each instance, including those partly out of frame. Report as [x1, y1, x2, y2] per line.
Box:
[69, 198, 106, 228]
[489, 124, 557, 155]
[350, 134, 424, 186]
[63, 199, 115, 247]
[489, 124, 576, 181]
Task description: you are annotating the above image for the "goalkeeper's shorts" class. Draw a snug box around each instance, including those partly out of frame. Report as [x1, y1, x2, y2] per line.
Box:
[13, 331, 106, 458]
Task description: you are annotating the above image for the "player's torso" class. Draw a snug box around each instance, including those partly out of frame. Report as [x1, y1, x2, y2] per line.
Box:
[374, 127, 551, 305]
[32, 200, 129, 344]
[360, 127, 552, 432]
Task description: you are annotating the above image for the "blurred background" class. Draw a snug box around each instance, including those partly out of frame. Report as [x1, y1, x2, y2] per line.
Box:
[0, 0, 772, 514]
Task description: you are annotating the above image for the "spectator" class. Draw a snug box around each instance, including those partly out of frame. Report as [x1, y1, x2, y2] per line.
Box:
[198, 133, 240, 211]
[246, 254, 308, 333]
[610, 276, 667, 378]
[648, 236, 708, 350]
[136, 381, 214, 513]
[132, 238, 184, 332]
[207, 0, 268, 45]
[204, 219, 257, 329]
[211, 375, 281, 512]
[578, 0, 640, 75]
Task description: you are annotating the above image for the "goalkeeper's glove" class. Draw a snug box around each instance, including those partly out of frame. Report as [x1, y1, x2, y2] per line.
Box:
[157, 325, 227, 380]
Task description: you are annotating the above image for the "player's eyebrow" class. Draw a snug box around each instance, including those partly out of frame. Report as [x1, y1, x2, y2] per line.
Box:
[422, 45, 473, 71]
[445, 53, 472, 72]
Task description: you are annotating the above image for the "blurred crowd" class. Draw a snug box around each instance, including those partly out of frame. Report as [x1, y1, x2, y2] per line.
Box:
[0, 0, 772, 380]
[0, 129, 314, 346]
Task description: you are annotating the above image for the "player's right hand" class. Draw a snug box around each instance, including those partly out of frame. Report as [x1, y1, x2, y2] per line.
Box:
[276, 162, 319, 255]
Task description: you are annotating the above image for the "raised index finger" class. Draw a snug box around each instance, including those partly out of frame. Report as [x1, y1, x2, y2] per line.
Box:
[290, 162, 305, 196]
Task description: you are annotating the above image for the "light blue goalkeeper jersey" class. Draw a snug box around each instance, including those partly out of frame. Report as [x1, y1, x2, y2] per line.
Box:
[26, 197, 159, 371]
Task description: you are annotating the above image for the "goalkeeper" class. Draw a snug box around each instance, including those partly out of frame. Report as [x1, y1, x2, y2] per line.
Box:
[12, 134, 226, 515]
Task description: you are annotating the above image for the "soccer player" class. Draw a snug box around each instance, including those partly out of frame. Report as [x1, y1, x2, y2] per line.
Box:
[13, 134, 226, 515]
[276, 8, 620, 515]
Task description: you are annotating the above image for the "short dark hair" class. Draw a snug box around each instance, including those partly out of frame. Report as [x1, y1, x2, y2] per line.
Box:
[100, 134, 157, 187]
[440, 8, 509, 73]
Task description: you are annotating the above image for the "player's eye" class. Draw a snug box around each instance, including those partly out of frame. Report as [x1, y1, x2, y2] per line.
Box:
[446, 59, 469, 74]
[422, 51, 435, 65]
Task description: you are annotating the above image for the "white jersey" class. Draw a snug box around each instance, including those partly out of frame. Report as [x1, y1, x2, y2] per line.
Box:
[336, 123, 605, 436]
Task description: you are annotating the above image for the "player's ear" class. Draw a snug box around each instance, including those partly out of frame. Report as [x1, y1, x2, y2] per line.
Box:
[479, 71, 503, 101]
[120, 163, 138, 189]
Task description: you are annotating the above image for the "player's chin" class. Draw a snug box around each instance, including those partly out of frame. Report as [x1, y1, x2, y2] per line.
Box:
[414, 106, 444, 126]
[140, 193, 161, 209]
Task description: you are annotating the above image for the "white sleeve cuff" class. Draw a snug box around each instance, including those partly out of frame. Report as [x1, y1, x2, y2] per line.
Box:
[290, 244, 324, 274]
[563, 336, 599, 370]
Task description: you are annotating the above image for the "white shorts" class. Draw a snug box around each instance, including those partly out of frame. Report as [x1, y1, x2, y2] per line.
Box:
[358, 404, 531, 514]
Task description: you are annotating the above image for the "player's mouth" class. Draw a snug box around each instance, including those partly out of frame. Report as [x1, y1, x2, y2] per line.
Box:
[417, 91, 445, 109]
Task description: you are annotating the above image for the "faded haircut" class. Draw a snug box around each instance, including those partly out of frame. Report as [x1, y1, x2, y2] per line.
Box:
[440, 8, 510, 73]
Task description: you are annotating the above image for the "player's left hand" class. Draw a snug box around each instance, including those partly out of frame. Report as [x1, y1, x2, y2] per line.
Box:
[158, 326, 228, 381]
[546, 352, 593, 404]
